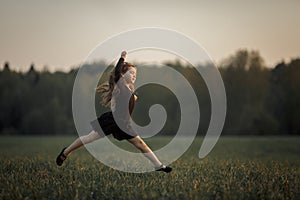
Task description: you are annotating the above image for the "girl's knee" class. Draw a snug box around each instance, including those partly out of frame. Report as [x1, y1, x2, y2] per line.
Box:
[89, 131, 101, 140]
[80, 135, 89, 143]
[135, 139, 147, 150]
[81, 132, 99, 144]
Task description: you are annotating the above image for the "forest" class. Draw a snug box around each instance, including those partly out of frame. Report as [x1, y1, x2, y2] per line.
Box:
[0, 49, 299, 136]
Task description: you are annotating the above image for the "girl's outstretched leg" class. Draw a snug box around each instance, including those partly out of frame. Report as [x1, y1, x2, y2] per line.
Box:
[56, 130, 102, 166]
[64, 130, 102, 156]
[127, 136, 172, 173]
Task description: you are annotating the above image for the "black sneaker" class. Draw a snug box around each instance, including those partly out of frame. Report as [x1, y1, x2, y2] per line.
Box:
[155, 165, 172, 173]
[56, 147, 67, 166]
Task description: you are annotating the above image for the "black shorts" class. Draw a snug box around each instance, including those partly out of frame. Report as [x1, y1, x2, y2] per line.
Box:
[90, 112, 137, 141]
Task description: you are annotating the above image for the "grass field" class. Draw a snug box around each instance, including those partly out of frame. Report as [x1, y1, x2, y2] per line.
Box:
[0, 136, 299, 199]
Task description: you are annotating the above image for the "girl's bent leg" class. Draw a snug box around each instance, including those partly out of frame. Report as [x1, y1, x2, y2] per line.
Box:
[64, 130, 102, 156]
[127, 136, 162, 168]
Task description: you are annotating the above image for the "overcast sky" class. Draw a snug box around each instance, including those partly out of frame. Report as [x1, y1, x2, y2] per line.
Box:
[0, 0, 299, 71]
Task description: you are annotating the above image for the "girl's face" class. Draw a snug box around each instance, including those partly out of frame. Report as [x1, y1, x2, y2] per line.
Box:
[123, 67, 137, 84]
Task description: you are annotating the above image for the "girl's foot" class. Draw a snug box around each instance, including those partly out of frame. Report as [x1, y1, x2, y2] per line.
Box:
[155, 165, 172, 173]
[56, 147, 67, 166]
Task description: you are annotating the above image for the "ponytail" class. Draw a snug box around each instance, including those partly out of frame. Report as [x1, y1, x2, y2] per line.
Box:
[96, 70, 115, 106]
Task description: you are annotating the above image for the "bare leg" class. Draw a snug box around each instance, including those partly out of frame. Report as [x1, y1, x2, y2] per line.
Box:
[64, 130, 102, 156]
[127, 136, 162, 168]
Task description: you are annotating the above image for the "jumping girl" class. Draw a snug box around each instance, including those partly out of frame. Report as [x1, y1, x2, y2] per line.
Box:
[56, 51, 172, 173]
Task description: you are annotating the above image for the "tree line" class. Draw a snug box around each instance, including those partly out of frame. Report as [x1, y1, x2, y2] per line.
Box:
[0, 50, 299, 136]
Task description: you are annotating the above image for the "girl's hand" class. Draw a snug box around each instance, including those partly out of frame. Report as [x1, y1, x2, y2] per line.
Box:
[121, 51, 127, 59]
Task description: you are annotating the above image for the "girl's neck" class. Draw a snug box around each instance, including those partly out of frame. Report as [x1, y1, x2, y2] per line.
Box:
[126, 83, 132, 91]
[126, 82, 135, 92]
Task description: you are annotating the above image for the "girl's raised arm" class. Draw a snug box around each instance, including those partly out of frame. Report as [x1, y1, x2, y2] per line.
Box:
[114, 51, 127, 82]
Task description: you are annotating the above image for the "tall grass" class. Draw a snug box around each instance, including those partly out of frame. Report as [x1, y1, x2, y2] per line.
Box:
[1, 136, 299, 199]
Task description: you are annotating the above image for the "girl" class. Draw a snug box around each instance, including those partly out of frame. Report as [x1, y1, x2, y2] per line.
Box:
[56, 51, 172, 173]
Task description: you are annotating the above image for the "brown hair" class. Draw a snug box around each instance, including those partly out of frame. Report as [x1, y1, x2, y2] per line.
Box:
[96, 62, 135, 106]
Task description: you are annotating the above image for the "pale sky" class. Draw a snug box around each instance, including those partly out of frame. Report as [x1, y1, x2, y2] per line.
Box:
[0, 0, 299, 71]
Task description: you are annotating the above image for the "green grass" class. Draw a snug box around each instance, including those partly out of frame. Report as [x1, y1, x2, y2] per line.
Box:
[0, 136, 300, 199]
